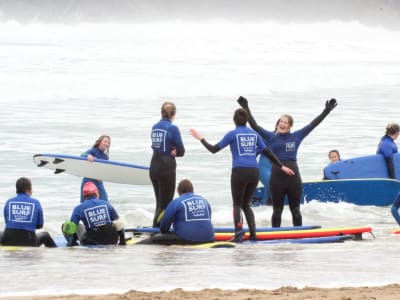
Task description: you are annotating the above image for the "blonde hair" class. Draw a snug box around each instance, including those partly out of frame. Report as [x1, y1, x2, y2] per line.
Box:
[92, 135, 111, 155]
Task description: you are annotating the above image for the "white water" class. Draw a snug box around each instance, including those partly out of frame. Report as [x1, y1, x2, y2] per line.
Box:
[1, 18, 400, 296]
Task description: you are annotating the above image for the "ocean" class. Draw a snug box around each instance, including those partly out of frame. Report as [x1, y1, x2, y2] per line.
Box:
[1, 1, 400, 296]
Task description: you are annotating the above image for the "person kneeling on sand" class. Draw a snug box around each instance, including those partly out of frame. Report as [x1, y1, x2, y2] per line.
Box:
[62, 182, 126, 246]
[138, 179, 215, 245]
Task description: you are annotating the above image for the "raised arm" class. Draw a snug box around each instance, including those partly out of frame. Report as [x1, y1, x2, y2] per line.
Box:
[310, 98, 337, 127]
[189, 128, 220, 153]
[237, 96, 262, 132]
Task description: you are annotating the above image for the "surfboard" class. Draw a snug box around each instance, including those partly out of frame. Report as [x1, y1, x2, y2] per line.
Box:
[242, 235, 354, 244]
[391, 228, 400, 234]
[252, 178, 400, 206]
[323, 153, 400, 180]
[33, 153, 151, 185]
[214, 226, 372, 241]
[125, 225, 322, 234]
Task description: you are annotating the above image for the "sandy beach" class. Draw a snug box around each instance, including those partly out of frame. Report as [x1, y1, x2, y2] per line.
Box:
[3, 285, 400, 300]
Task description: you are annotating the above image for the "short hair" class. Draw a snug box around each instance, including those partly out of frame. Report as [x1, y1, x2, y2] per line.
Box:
[161, 102, 176, 119]
[386, 123, 400, 136]
[16, 177, 32, 194]
[177, 179, 194, 195]
[233, 108, 248, 126]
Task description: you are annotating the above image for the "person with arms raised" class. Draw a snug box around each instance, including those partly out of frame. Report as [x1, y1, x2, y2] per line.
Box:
[190, 108, 294, 242]
[238, 96, 337, 227]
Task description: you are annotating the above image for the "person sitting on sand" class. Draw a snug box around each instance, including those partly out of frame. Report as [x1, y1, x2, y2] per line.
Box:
[138, 179, 215, 245]
[62, 181, 126, 246]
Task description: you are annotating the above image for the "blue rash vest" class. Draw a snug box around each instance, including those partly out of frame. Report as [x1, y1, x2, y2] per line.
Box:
[81, 147, 109, 160]
[217, 125, 267, 169]
[70, 196, 119, 230]
[257, 124, 315, 161]
[160, 192, 214, 242]
[151, 118, 185, 157]
[4, 193, 44, 232]
[377, 135, 398, 158]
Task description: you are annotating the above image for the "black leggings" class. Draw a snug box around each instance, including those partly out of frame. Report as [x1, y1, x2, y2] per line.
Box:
[1, 228, 56, 247]
[231, 167, 259, 238]
[270, 161, 302, 227]
[150, 152, 177, 227]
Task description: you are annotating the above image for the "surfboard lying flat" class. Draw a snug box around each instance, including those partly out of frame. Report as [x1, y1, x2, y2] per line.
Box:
[253, 178, 400, 206]
[242, 235, 354, 244]
[214, 226, 372, 241]
[33, 153, 151, 185]
[323, 153, 400, 180]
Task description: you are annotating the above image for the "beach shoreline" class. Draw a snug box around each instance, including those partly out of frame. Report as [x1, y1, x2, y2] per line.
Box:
[3, 284, 400, 300]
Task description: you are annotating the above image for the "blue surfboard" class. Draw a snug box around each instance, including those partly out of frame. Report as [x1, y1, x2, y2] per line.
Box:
[253, 178, 400, 206]
[33, 153, 151, 185]
[323, 153, 400, 180]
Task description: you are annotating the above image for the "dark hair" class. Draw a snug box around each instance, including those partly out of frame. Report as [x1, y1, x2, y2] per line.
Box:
[92, 135, 111, 155]
[233, 108, 248, 126]
[328, 149, 340, 160]
[386, 123, 400, 136]
[280, 114, 294, 127]
[177, 179, 194, 195]
[16, 177, 32, 194]
[161, 102, 176, 119]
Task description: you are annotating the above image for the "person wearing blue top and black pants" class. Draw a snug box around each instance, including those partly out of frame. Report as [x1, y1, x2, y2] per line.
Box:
[376, 123, 400, 179]
[138, 179, 215, 245]
[238, 96, 337, 228]
[0, 177, 56, 247]
[190, 108, 294, 242]
[80, 134, 111, 202]
[150, 102, 185, 227]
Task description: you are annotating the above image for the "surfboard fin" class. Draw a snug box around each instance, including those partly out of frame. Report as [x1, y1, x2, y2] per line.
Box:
[37, 160, 49, 167]
[53, 158, 65, 164]
[54, 169, 66, 174]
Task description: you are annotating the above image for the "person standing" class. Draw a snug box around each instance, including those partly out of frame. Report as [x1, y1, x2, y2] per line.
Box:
[323, 149, 341, 180]
[190, 108, 294, 242]
[376, 123, 400, 179]
[62, 182, 126, 246]
[150, 102, 185, 227]
[80, 134, 111, 202]
[0, 177, 56, 247]
[138, 179, 215, 245]
[238, 96, 337, 227]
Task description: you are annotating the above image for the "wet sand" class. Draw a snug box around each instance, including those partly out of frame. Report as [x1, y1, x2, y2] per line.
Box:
[3, 284, 400, 300]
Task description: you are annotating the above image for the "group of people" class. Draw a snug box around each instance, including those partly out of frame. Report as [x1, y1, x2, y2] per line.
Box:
[5, 96, 400, 247]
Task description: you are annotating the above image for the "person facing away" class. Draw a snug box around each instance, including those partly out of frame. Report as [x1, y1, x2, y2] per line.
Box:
[0, 177, 56, 247]
[62, 181, 126, 246]
[190, 108, 294, 242]
[238, 96, 337, 228]
[376, 123, 400, 179]
[138, 179, 215, 245]
[150, 101, 185, 227]
[80, 134, 111, 202]
[322, 149, 341, 180]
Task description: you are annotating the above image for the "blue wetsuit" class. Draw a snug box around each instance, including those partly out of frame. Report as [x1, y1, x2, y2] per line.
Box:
[200, 125, 283, 240]
[69, 196, 120, 245]
[1, 193, 56, 247]
[377, 135, 398, 179]
[150, 118, 185, 227]
[80, 147, 109, 202]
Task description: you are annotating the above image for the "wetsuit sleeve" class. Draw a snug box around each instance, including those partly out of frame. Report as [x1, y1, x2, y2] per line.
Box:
[200, 139, 220, 153]
[172, 126, 185, 157]
[310, 99, 337, 128]
[385, 157, 396, 179]
[36, 202, 44, 229]
[391, 193, 400, 225]
[159, 201, 176, 233]
[261, 148, 283, 168]
[70, 206, 81, 225]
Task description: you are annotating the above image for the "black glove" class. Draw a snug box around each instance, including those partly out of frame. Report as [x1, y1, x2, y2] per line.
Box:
[325, 98, 337, 112]
[237, 96, 249, 109]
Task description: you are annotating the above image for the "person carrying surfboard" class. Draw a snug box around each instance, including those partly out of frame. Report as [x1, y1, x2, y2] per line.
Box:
[80, 134, 111, 202]
[62, 181, 126, 246]
[376, 123, 400, 179]
[0, 177, 57, 247]
[322, 149, 341, 180]
[238, 96, 337, 228]
[190, 108, 294, 242]
[137, 179, 215, 245]
[150, 102, 185, 227]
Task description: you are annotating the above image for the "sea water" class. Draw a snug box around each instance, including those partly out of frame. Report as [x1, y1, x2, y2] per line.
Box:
[1, 5, 400, 297]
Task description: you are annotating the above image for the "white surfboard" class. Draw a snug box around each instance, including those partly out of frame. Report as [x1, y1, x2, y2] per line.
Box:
[33, 153, 151, 185]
